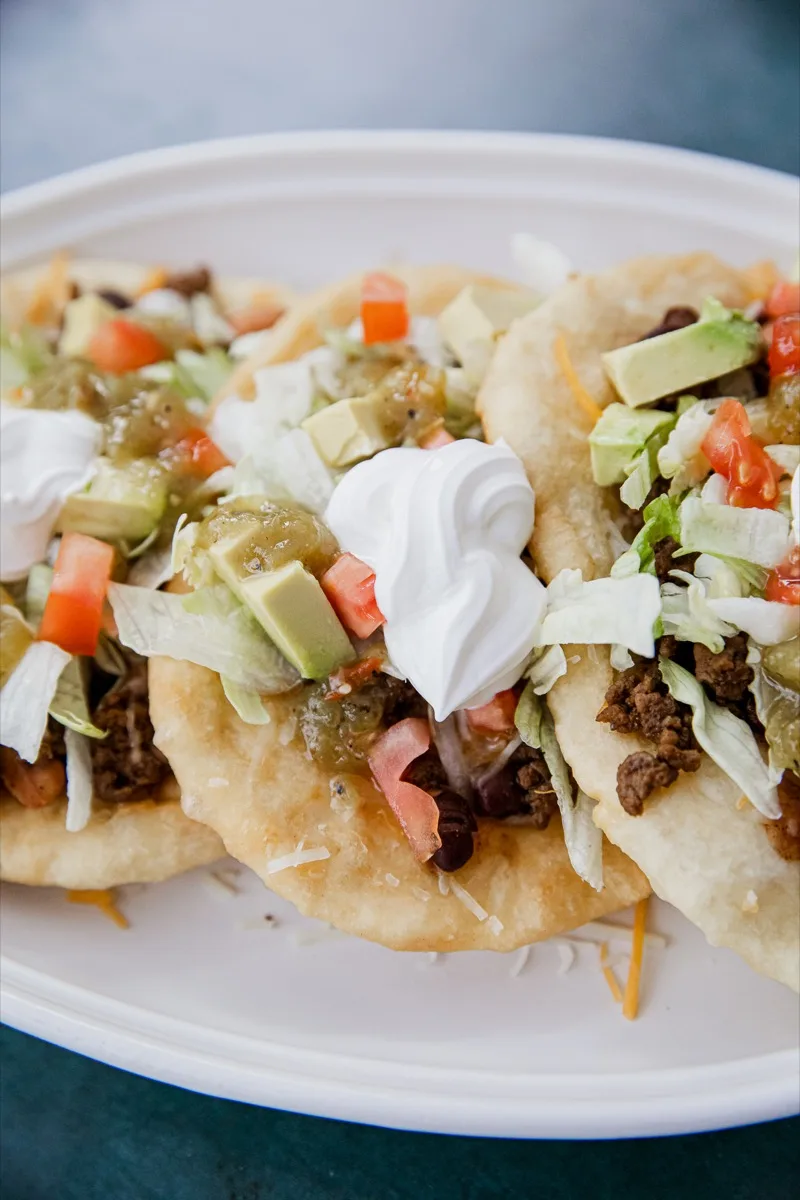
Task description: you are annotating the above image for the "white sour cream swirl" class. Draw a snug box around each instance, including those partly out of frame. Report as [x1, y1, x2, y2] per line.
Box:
[0, 405, 101, 580]
[325, 439, 545, 719]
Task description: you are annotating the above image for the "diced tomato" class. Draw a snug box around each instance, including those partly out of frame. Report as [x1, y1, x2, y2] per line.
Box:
[326, 656, 382, 699]
[700, 399, 781, 509]
[360, 272, 409, 345]
[419, 424, 456, 450]
[768, 314, 800, 378]
[466, 689, 518, 733]
[39, 533, 115, 657]
[765, 281, 800, 320]
[368, 718, 441, 862]
[765, 546, 800, 606]
[229, 301, 285, 336]
[87, 319, 166, 374]
[169, 428, 230, 478]
[320, 553, 384, 638]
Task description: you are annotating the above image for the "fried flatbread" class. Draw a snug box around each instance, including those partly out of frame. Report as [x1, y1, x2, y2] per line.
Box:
[479, 252, 799, 990]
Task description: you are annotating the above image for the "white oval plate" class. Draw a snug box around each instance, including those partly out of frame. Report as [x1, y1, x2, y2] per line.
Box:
[1, 132, 799, 1139]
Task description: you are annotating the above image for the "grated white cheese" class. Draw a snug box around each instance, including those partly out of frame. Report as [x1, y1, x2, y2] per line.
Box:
[266, 843, 331, 875]
[208, 777, 229, 788]
[411, 886, 431, 903]
[486, 915, 504, 937]
[742, 889, 760, 914]
[437, 871, 450, 896]
[555, 942, 576, 976]
[444, 874, 489, 922]
[385, 873, 400, 888]
[509, 946, 531, 979]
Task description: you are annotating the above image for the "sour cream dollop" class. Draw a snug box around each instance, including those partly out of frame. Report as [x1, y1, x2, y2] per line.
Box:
[0, 405, 101, 580]
[325, 439, 545, 719]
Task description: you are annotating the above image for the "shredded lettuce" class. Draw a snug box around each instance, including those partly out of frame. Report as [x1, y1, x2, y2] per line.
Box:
[64, 728, 94, 832]
[692, 553, 767, 598]
[525, 644, 567, 695]
[660, 572, 736, 652]
[619, 425, 674, 511]
[24, 563, 53, 628]
[0, 641, 71, 761]
[679, 496, 792, 568]
[220, 676, 272, 724]
[176, 348, 232, 401]
[50, 657, 106, 738]
[765, 444, 800, 477]
[515, 683, 603, 889]
[1, 322, 53, 392]
[659, 656, 780, 817]
[536, 568, 661, 657]
[612, 494, 680, 578]
[656, 402, 713, 490]
[707, 597, 799, 646]
[108, 582, 298, 693]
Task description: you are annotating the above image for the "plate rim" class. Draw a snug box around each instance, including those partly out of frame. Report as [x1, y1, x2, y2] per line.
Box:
[1, 129, 798, 1137]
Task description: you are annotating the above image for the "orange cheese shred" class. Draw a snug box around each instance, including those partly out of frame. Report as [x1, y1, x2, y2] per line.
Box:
[554, 333, 604, 423]
[598, 941, 624, 1004]
[622, 896, 649, 1021]
[25, 251, 71, 325]
[136, 266, 169, 297]
[67, 889, 129, 929]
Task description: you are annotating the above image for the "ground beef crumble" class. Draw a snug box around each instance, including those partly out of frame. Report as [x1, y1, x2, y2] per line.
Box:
[597, 648, 701, 815]
[0, 721, 66, 809]
[90, 668, 170, 804]
[162, 265, 212, 297]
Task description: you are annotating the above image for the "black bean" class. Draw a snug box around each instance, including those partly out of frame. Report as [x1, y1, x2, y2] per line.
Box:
[432, 788, 476, 872]
[98, 288, 132, 310]
[474, 764, 529, 819]
[640, 306, 699, 340]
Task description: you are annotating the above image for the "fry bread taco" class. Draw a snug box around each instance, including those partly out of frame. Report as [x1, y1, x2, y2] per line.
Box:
[479, 252, 799, 989]
[137, 264, 648, 951]
[1, 256, 293, 887]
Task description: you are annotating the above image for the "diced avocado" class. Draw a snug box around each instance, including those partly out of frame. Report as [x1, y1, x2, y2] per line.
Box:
[56, 458, 167, 542]
[602, 299, 763, 408]
[59, 294, 118, 358]
[302, 396, 392, 467]
[588, 403, 675, 486]
[437, 285, 538, 382]
[209, 538, 354, 679]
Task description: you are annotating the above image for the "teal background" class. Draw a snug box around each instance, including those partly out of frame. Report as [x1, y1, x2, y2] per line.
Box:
[1, 0, 799, 1196]
[1, 1027, 799, 1200]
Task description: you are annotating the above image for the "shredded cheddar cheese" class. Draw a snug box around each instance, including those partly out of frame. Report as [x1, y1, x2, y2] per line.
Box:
[554, 334, 604, 423]
[598, 941, 624, 1003]
[136, 266, 168, 297]
[736, 795, 749, 811]
[67, 889, 128, 929]
[622, 897, 649, 1020]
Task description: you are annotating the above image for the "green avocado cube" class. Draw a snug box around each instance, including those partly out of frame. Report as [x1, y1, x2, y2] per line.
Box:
[302, 396, 391, 468]
[437, 285, 538, 382]
[208, 537, 355, 680]
[58, 293, 118, 358]
[602, 301, 763, 408]
[588, 403, 675, 486]
[56, 458, 167, 543]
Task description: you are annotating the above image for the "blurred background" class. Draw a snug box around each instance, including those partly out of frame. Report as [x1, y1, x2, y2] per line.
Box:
[2, 0, 799, 191]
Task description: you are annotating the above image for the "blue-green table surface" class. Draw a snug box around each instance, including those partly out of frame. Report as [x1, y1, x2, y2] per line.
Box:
[2, 1027, 799, 1200]
[1, 1, 799, 1197]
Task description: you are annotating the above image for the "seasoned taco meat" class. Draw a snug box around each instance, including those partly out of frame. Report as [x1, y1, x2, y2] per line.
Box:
[598, 654, 700, 814]
[0, 722, 66, 809]
[91, 668, 169, 804]
[693, 634, 753, 706]
[653, 537, 698, 584]
[765, 772, 800, 862]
